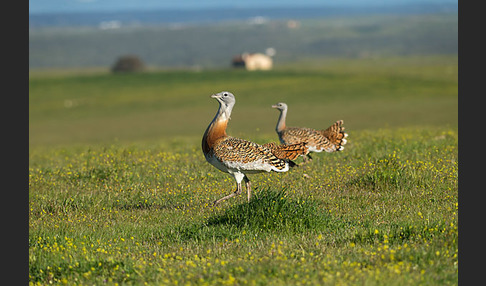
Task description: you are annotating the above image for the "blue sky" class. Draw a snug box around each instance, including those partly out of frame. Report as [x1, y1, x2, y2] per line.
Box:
[29, 0, 457, 14]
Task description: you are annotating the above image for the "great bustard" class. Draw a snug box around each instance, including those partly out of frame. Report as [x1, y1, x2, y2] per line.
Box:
[202, 92, 309, 206]
[271, 102, 348, 162]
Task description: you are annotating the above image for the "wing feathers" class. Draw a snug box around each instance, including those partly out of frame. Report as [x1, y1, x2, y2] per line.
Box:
[213, 137, 289, 171]
[279, 120, 347, 153]
[262, 142, 309, 160]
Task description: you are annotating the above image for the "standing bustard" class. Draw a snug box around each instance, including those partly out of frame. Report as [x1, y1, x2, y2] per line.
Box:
[272, 102, 348, 162]
[202, 92, 309, 206]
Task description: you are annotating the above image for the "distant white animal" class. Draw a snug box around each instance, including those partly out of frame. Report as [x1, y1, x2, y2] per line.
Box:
[232, 53, 273, 71]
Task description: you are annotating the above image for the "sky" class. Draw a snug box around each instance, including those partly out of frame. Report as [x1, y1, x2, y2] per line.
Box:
[29, 0, 457, 14]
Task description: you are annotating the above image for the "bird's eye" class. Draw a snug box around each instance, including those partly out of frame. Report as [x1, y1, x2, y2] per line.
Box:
[223, 93, 228, 97]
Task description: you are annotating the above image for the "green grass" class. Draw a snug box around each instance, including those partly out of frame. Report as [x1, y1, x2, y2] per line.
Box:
[29, 57, 457, 285]
[29, 56, 457, 148]
[29, 128, 458, 285]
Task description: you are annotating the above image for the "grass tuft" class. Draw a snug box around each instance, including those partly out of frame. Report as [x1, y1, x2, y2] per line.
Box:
[207, 188, 330, 234]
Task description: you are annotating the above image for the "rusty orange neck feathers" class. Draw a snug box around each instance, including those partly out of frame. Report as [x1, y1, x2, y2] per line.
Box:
[202, 103, 233, 153]
[202, 117, 228, 153]
[202, 91, 236, 154]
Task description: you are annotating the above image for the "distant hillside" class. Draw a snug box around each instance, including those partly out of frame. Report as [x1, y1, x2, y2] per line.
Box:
[29, 4, 457, 28]
[29, 12, 457, 69]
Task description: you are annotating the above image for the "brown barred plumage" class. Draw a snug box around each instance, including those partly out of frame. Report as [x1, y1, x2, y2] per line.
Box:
[318, 120, 347, 152]
[272, 102, 348, 162]
[261, 141, 309, 161]
[202, 92, 308, 206]
[213, 137, 288, 171]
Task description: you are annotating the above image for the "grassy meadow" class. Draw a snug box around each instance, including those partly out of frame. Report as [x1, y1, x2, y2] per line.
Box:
[29, 56, 458, 285]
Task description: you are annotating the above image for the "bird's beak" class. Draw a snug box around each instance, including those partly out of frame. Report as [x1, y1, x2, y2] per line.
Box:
[211, 94, 219, 99]
[271, 104, 278, 109]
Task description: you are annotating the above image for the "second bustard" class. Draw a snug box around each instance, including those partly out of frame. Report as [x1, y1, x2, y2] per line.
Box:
[272, 102, 348, 162]
[202, 92, 308, 206]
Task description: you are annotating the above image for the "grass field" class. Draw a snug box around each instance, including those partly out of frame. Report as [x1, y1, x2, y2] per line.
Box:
[29, 56, 457, 148]
[29, 56, 458, 285]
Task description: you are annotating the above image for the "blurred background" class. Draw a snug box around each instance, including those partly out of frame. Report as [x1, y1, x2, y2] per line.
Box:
[29, 0, 458, 148]
[29, 0, 458, 70]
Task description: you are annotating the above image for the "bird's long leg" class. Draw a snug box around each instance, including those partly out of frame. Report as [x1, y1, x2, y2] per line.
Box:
[213, 182, 242, 206]
[244, 175, 251, 202]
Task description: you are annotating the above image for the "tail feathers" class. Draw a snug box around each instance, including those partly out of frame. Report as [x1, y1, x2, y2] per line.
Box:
[319, 120, 348, 152]
[263, 142, 309, 160]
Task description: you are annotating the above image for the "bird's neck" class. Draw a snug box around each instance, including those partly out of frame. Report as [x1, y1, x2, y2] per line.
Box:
[275, 108, 287, 133]
[202, 104, 231, 153]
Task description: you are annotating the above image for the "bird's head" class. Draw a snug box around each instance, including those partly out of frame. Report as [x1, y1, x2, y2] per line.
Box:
[211, 91, 236, 119]
[272, 102, 288, 111]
